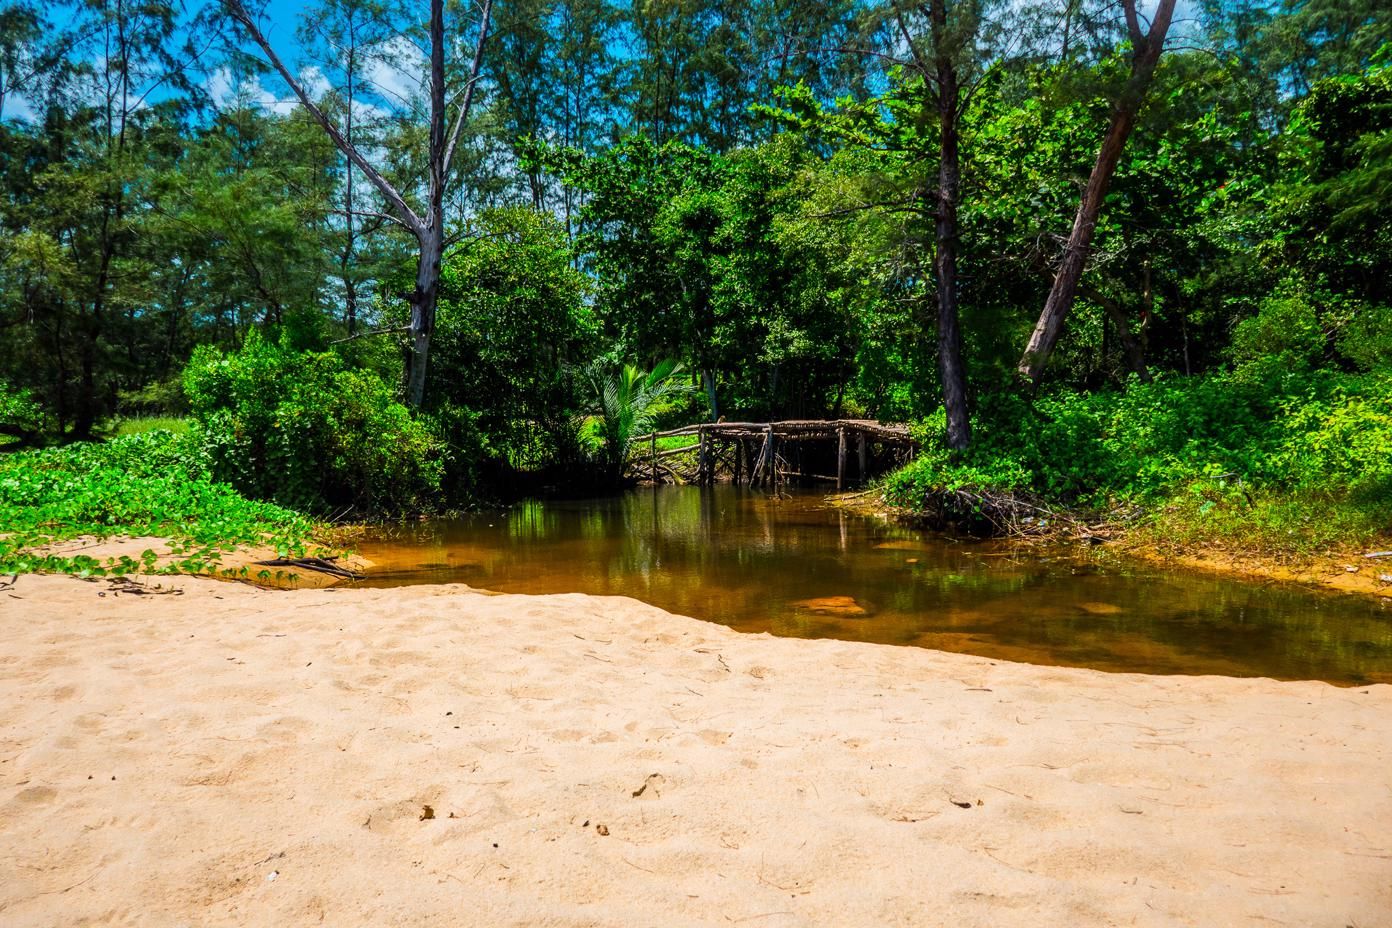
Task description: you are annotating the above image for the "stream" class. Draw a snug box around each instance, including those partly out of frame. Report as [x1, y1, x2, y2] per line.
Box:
[354, 486, 1392, 685]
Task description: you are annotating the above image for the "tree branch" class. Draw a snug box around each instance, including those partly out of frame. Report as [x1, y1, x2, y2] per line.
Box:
[1122, 0, 1144, 45]
[329, 324, 411, 344]
[222, 0, 425, 239]
[441, 0, 494, 182]
[327, 207, 411, 231]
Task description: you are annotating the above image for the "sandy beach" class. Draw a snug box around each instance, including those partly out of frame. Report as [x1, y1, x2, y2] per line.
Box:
[2, 574, 1389, 927]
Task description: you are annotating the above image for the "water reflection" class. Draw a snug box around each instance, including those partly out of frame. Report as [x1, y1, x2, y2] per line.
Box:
[357, 486, 1392, 685]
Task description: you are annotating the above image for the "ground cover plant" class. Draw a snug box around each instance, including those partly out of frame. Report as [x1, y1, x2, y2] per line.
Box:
[0, 431, 321, 578]
[885, 371, 1392, 554]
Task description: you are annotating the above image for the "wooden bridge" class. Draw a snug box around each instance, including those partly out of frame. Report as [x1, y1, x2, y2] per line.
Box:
[632, 419, 917, 489]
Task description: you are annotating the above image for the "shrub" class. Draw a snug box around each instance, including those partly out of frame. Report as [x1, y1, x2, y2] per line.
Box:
[183, 333, 444, 514]
[0, 382, 43, 438]
[885, 369, 1392, 551]
[425, 207, 598, 475]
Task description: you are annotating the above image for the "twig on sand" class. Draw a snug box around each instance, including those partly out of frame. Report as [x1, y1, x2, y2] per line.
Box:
[726, 913, 794, 923]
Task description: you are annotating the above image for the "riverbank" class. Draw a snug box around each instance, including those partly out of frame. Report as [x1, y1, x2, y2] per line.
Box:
[3, 575, 1388, 926]
[1114, 539, 1392, 600]
[835, 490, 1392, 602]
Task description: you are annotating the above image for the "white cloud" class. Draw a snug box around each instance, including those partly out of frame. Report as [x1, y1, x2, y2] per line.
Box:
[1, 91, 37, 123]
[206, 62, 341, 116]
[361, 35, 426, 110]
[208, 65, 298, 115]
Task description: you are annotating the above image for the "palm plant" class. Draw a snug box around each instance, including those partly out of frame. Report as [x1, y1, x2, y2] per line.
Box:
[586, 359, 693, 481]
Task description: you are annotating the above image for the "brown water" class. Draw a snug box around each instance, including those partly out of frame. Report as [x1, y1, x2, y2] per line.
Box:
[356, 486, 1392, 685]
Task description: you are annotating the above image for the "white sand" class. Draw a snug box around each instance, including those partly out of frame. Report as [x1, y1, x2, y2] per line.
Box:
[2, 575, 1389, 926]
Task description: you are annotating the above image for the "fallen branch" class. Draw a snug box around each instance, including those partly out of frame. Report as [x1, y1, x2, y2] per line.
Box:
[252, 556, 363, 581]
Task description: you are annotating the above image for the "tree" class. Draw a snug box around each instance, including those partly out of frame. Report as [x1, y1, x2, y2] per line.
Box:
[0, 1, 58, 121]
[1017, 0, 1178, 385]
[223, 0, 494, 406]
[426, 206, 596, 474]
[0, 0, 200, 437]
[844, 0, 1004, 450]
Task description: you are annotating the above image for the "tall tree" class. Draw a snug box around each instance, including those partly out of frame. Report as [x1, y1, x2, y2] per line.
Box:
[1017, 0, 1177, 385]
[882, 0, 998, 450]
[224, 0, 493, 406]
[0, 1, 58, 121]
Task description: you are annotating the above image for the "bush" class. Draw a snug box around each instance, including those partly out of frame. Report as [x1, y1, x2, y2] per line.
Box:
[183, 333, 444, 514]
[1, 382, 43, 438]
[425, 207, 598, 476]
[885, 370, 1392, 551]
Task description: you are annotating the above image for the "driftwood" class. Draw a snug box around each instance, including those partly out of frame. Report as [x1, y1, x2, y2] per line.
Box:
[897, 485, 1087, 538]
[252, 556, 363, 581]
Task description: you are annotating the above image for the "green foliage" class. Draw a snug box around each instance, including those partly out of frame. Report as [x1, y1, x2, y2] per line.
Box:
[886, 371, 1392, 551]
[425, 207, 597, 475]
[0, 381, 42, 435]
[0, 430, 318, 576]
[183, 333, 443, 514]
[1230, 281, 1326, 373]
[538, 134, 863, 419]
[585, 359, 695, 479]
[110, 416, 190, 437]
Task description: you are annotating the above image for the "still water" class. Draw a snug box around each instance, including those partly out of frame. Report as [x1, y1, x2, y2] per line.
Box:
[356, 486, 1392, 685]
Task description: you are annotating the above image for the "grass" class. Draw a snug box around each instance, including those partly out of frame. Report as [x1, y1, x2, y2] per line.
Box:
[108, 415, 191, 437]
[0, 430, 324, 578]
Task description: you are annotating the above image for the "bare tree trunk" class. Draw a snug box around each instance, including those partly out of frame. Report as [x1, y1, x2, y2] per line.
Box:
[1017, 0, 1177, 385]
[702, 370, 719, 421]
[343, 35, 357, 336]
[406, 227, 443, 407]
[1089, 287, 1151, 382]
[224, 0, 492, 407]
[929, 0, 970, 450]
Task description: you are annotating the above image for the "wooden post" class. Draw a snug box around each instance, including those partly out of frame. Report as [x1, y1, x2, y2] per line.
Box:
[858, 433, 867, 483]
[837, 426, 847, 490]
[733, 437, 743, 485]
[698, 426, 709, 485]
[650, 431, 657, 483]
[761, 424, 774, 487]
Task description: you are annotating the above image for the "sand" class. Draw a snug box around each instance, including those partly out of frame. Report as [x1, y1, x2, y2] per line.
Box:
[2, 575, 1389, 927]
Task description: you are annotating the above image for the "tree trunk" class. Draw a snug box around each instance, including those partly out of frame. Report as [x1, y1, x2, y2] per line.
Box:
[1100, 298, 1151, 382]
[931, 0, 971, 450]
[73, 323, 99, 440]
[702, 369, 719, 421]
[1017, 0, 1177, 385]
[405, 227, 443, 408]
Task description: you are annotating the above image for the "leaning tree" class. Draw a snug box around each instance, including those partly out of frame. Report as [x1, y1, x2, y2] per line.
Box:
[1017, 0, 1178, 385]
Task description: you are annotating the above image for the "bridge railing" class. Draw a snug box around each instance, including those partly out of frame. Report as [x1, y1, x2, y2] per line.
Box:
[631, 419, 915, 489]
